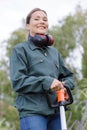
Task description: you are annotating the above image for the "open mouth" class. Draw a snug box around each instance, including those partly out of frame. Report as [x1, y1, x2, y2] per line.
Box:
[38, 26, 46, 29]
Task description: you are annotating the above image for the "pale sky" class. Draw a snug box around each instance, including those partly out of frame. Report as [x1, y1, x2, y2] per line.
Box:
[0, 0, 87, 69]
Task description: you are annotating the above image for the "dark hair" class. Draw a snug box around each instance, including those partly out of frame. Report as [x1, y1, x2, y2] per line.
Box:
[26, 8, 47, 24]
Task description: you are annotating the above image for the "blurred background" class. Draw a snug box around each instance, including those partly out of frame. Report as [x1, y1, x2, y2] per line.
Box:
[0, 0, 87, 130]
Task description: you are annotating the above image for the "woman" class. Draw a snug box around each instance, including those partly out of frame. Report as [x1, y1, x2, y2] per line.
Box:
[10, 8, 75, 130]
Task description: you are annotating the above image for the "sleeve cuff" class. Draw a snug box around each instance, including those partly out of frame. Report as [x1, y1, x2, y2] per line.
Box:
[42, 76, 54, 92]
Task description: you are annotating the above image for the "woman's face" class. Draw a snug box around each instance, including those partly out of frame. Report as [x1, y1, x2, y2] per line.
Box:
[26, 10, 48, 36]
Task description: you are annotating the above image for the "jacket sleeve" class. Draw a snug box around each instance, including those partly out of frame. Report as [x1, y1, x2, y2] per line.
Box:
[10, 47, 54, 94]
[58, 53, 75, 90]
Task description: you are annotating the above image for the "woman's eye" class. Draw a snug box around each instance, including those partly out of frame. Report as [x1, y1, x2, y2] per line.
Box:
[43, 19, 47, 21]
[34, 18, 48, 22]
[34, 18, 39, 20]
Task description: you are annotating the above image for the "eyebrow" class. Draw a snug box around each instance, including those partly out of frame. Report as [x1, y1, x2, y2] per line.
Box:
[32, 15, 48, 19]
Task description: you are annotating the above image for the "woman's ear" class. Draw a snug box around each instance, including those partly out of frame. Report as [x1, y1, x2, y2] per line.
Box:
[26, 24, 30, 30]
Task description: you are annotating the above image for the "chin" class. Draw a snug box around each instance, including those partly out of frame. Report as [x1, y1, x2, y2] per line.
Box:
[37, 30, 47, 34]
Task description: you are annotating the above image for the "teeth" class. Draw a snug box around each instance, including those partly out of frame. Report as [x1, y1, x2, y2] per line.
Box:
[38, 27, 45, 29]
[38, 26, 45, 28]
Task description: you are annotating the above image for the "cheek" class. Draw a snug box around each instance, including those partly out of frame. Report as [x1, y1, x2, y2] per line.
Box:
[47, 24, 49, 29]
[30, 24, 36, 31]
[29, 26, 37, 35]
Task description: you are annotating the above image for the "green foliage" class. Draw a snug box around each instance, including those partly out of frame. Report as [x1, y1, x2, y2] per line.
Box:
[82, 28, 87, 77]
[6, 28, 27, 57]
[49, 22, 76, 59]
[0, 100, 19, 130]
[65, 78, 87, 130]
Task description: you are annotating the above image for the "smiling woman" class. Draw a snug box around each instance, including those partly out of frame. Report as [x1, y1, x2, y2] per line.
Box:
[26, 8, 48, 36]
[10, 7, 75, 130]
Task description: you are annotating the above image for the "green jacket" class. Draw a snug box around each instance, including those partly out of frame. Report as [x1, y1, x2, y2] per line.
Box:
[10, 39, 74, 118]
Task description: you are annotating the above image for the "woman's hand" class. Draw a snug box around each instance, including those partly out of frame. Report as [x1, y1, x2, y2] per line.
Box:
[50, 79, 65, 91]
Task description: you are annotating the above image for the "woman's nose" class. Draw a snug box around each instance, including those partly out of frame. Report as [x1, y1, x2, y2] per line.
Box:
[39, 19, 45, 24]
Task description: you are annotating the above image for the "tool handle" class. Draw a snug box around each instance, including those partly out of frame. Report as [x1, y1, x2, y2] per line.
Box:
[60, 106, 67, 130]
[56, 87, 73, 106]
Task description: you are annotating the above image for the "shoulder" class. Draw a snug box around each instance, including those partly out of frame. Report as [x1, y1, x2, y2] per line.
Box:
[12, 41, 31, 53]
[48, 46, 60, 55]
[48, 46, 64, 62]
[10, 41, 29, 57]
[13, 41, 28, 49]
